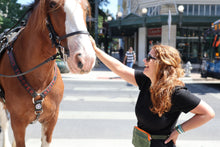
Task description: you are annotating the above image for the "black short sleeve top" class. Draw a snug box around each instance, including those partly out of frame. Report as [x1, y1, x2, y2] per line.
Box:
[134, 70, 201, 135]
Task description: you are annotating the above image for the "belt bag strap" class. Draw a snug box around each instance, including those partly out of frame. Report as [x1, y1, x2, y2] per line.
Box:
[151, 135, 168, 140]
[134, 126, 168, 140]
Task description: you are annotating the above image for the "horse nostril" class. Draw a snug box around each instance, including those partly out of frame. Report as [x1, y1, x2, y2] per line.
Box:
[76, 53, 83, 69]
[78, 61, 83, 69]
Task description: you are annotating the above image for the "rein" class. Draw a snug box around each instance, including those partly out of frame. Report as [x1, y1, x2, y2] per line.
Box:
[8, 48, 58, 123]
[0, 15, 89, 78]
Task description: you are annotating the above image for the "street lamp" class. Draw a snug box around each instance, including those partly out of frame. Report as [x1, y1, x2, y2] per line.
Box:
[117, 11, 123, 31]
[178, 5, 184, 27]
[107, 16, 112, 22]
[102, 16, 112, 54]
[107, 16, 113, 54]
[142, 8, 148, 27]
[107, 16, 112, 38]
[117, 11, 123, 19]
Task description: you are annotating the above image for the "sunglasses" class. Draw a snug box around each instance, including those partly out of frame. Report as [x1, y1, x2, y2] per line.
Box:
[145, 53, 157, 62]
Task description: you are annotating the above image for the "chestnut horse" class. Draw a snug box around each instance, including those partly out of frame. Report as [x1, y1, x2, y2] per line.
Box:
[0, 0, 96, 146]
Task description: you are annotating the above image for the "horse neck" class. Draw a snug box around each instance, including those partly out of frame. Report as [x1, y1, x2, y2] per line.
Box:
[13, 27, 56, 83]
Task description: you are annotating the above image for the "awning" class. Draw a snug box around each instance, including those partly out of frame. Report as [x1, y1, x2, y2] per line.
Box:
[108, 14, 220, 37]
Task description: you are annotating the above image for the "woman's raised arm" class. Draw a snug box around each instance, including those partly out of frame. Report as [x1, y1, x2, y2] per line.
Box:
[90, 37, 137, 86]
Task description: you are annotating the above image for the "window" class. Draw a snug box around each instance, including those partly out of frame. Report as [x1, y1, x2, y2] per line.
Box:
[148, 7, 152, 16]
[188, 5, 193, 15]
[211, 5, 215, 16]
[194, 5, 199, 15]
[217, 5, 220, 15]
[205, 5, 210, 16]
[183, 5, 187, 15]
[200, 5, 205, 16]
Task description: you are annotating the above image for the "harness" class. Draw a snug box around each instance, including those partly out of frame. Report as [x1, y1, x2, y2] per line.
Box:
[0, 11, 90, 123]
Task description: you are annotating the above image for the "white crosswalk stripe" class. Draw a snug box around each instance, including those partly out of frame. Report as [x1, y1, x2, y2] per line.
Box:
[26, 138, 220, 147]
[58, 110, 194, 121]
[63, 96, 136, 103]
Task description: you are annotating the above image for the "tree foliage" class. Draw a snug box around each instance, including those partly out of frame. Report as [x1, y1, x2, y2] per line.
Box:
[87, 0, 109, 45]
[0, 0, 110, 38]
[0, 0, 28, 32]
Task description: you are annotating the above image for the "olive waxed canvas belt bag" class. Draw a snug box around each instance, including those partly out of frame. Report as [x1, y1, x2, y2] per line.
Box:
[132, 126, 168, 147]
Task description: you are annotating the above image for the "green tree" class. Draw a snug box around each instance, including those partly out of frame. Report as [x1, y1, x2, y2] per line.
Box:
[0, 0, 27, 32]
[87, 0, 109, 43]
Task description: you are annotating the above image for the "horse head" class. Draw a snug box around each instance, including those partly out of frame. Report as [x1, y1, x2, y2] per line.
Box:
[30, 0, 96, 74]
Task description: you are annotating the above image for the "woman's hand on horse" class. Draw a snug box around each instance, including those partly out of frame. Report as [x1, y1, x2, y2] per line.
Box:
[89, 36, 98, 52]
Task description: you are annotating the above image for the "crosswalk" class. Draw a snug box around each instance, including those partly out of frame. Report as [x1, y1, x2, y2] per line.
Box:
[26, 139, 220, 147]
[1, 72, 220, 147]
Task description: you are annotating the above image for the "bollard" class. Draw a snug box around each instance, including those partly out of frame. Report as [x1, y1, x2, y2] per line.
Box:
[185, 61, 192, 77]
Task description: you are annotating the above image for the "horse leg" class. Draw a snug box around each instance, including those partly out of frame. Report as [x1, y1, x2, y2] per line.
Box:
[41, 112, 59, 147]
[10, 115, 28, 147]
[0, 102, 11, 147]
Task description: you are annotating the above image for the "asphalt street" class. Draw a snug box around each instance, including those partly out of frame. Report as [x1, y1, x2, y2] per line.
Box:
[1, 66, 220, 147]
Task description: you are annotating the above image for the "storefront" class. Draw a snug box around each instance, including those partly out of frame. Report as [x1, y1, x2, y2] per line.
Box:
[109, 13, 219, 66]
[176, 27, 207, 63]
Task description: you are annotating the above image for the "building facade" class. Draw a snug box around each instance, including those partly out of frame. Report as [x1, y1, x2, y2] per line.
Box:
[109, 0, 220, 66]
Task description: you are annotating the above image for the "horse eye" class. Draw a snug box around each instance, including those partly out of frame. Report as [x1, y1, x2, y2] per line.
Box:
[50, 1, 57, 8]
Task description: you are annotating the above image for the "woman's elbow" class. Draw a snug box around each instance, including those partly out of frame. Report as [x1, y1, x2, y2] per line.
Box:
[208, 108, 215, 120]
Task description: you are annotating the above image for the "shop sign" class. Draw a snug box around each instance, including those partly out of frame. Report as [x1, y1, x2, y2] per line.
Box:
[148, 28, 161, 37]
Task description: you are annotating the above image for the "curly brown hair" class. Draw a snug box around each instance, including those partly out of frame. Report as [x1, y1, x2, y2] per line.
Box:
[149, 45, 185, 117]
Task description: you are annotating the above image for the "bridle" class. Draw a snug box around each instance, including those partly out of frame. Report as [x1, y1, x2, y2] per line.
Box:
[0, 12, 90, 78]
[46, 14, 89, 60]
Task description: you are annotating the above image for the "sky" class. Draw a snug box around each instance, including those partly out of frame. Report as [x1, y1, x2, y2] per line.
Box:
[17, 0, 118, 18]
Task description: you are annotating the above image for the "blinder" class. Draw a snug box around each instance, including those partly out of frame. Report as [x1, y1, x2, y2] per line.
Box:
[46, 15, 89, 61]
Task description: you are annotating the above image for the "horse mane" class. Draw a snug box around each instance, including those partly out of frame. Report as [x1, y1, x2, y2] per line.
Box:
[25, 0, 48, 32]
[83, 0, 92, 27]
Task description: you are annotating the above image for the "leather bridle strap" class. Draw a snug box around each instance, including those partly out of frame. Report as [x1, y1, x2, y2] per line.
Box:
[46, 15, 89, 59]
[8, 49, 57, 99]
[8, 49, 58, 123]
[46, 15, 89, 47]
[58, 31, 89, 41]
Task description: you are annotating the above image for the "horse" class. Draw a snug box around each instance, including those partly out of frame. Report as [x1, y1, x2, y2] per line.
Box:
[0, 0, 96, 146]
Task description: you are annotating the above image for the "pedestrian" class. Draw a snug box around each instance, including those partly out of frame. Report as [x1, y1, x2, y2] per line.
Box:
[119, 47, 124, 62]
[90, 37, 215, 147]
[123, 46, 136, 68]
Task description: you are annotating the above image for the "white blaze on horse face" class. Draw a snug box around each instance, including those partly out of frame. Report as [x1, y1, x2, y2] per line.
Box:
[0, 102, 11, 147]
[64, 0, 96, 74]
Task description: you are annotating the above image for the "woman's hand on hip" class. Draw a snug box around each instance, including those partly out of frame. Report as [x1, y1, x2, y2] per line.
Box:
[164, 130, 179, 145]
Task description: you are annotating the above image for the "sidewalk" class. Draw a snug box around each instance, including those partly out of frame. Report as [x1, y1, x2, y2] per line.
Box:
[62, 61, 220, 84]
[180, 72, 220, 83]
[25, 139, 220, 147]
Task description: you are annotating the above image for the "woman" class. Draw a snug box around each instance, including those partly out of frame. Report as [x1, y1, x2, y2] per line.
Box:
[90, 37, 215, 147]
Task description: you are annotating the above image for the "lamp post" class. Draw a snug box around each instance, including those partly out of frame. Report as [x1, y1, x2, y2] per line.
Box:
[107, 16, 113, 55]
[103, 16, 112, 54]
[107, 16, 112, 39]
[102, 15, 112, 54]
[142, 8, 148, 27]
[178, 5, 184, 27]
[117, 11, 123, 30]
